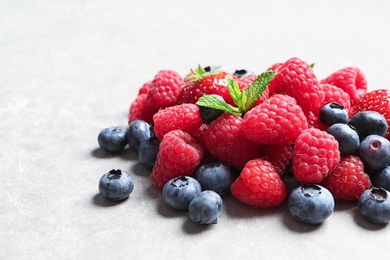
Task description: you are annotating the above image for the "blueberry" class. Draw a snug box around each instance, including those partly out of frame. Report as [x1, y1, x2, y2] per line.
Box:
[162, 176, 202, 211]
[97, 126, 128, 152]
[198, 94, 225, 123]
[326, 123, 360, 154]
[126, 120, 152, 152]
[358, 187, 390, 224]
[288, 184, 335, 224]
[98, 169, 134, 200]
[138, 138, 160, 170]
[188, 190, 223, 224]
[203, 66, 219, 73]
[358, 134, 390, 171]
[233, 69, 255, 78]
[373, 166, 390, 191]
[194, 161, 234, 196]
[319, 102, 349, 126]
[282, 170, 302, 194]
[348, 111, 388, 141]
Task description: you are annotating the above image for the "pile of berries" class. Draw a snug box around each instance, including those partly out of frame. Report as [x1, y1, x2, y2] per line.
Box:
[97, 57, 390, 225]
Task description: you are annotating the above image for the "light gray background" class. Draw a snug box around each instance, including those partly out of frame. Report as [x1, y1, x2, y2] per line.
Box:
[1, 0, 390, 259]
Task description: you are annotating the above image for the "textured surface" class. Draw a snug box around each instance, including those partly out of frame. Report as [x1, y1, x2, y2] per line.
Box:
[2, 0, 390, 259]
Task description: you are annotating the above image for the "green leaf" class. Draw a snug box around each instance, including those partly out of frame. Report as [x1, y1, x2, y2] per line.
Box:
[196, 95, 241, 116]
[241, 70, 276, 111]
[310, 63, 315, 69]
[226, 77, 242, 108]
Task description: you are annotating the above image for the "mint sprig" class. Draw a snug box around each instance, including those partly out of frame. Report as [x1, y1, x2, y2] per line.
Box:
[196, 70, 276, 116]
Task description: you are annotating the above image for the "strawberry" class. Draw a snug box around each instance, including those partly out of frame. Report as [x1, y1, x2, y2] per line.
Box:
[350, 89, 390, 139]
[177, 65, 237, 105]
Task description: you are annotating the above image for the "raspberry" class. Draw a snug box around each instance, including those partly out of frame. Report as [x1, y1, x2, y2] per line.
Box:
[292, 128, 340, 184]
[320, 66, 367, 105]
[268, 57, 324, 112]
[153, 103, 203, 140]
[138, 80, 152, 95]
[146, 70, 183, 114]
[230, 159, 287, 208]
[350, 89, 390, 139]
[314, 83, 351, 116]
[321, 155, 372, 201]
[128, 93, 154, 124]
[266, 62, 283, 72]
[258, 143, 294, 176]
[150, 130, 204, 190]
[203, 113, 260, 170]
[237, 74, 269, 107]
[242, 94, 308, 145]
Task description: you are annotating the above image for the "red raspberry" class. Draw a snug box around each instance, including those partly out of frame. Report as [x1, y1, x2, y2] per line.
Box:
[320, 66, 367, 105]
[314, 83, 351, 116]
[268, 57, 324, 112]
[203, 113, 260, 169]
[153, 103, 203, 140]
[304, 110, 328, 131]
[350, 89, 390, 139]
[128, 93, 154, 124]
[242, 94, 308, 145]
[258, 143, 294, 176]
[230, 159, 287, 208]
[321, 155, 372, 201]
[150, 130, 203, 190]
[189, 123, 213, 163]
[292, 128, 341, 184]
[138, 80, 152, 95]
[237, 74, 269, 107]
[146, 70, 184, 114]
[266, 62, 283, 72]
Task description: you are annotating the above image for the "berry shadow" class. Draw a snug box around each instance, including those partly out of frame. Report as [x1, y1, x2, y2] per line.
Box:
[223, 195, 285, 219]
[129, 162, 152, 177]
[91, 193, 129, 207]
[182, 218, 214, 235]
[352, 207, 388, 230]
[281, 209, 322, 233]
[91, 147, 138, 161]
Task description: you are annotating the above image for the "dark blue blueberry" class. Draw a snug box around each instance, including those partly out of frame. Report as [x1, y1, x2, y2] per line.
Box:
[327, 123, 360, 154]
[203, 66, 219, 73]
[282, 170, 302, 194]
[198, 94, 225, 123]
[188, 190, 223, 224]
[373, 166, 390, 191]
[348, 111, 388, 141]
[138, 138, 160, 170]
[319, 102, 349, 126]
[162, 176, 202, 211]
[126, 120, 152, 152]
[99, 169, 134, 200]
[233, 69, 255, 78]
[194, 161, 234, 196]
[97, 126, 128, 153]
[288, 184, 335, 224]
[358, 135, 390, 171]
[358, 187, 390, 224]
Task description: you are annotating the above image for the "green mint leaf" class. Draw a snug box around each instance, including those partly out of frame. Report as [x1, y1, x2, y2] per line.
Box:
[196, 95, 241, 116]
[241, 70, 276, 112]
[310, 63, 315, 69]
[226, 77, 242, 108]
